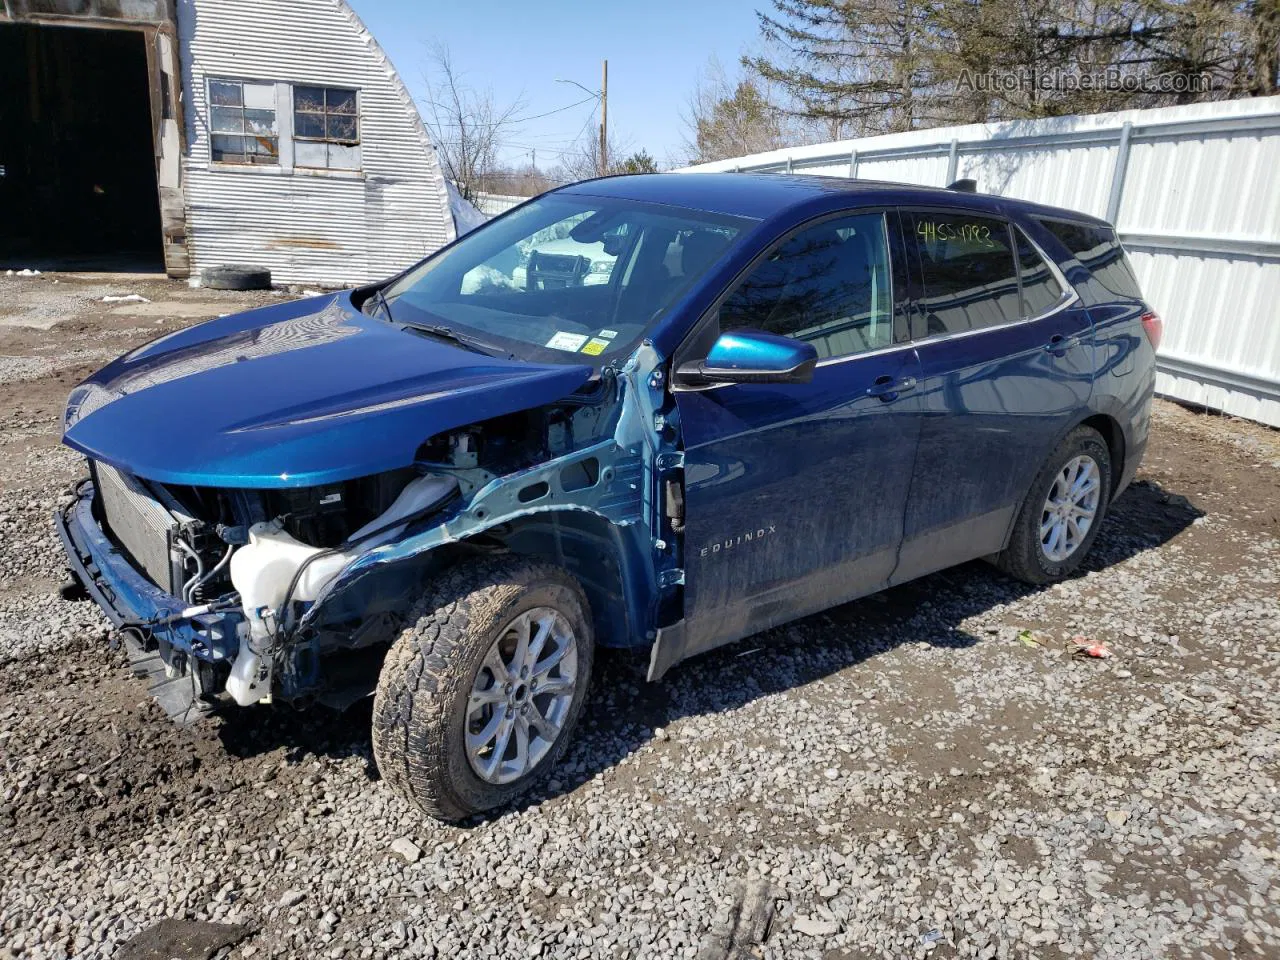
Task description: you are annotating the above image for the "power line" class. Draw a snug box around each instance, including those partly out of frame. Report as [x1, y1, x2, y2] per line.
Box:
[417, 94, 597, 130]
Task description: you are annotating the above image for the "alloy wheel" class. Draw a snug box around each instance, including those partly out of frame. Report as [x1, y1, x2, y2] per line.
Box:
[465, 607, 579, 785]
[1040, 454, 1101, 563]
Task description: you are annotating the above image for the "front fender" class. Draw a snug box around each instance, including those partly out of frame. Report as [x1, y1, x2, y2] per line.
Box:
[298, 342, 677, 649]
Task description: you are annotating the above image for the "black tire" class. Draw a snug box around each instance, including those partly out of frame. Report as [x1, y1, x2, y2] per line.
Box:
[372, 555, 594, 821]
[201, 265, 272, 291]
[996, 425, 1113, 585]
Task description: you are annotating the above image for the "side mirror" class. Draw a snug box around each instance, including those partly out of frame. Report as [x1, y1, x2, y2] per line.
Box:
[674, 330, 818, 387]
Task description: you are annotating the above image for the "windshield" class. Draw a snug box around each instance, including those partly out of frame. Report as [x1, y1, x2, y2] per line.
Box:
[383, 193, 751, 364]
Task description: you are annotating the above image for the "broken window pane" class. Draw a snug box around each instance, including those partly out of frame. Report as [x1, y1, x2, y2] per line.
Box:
[244, 109, 277, 135]
[327, 114, 357, 142]
[328, 144, 361, 170]
[327, 88, 357, 114]
[209, 81, 241, 106]
[250, 136, 280, 158]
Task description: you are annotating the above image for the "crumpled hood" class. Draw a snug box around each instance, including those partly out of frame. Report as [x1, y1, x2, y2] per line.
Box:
[62, 293, 593, 488]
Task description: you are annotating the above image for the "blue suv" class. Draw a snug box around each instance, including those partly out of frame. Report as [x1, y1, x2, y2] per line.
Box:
[56, 174, 1158, 819]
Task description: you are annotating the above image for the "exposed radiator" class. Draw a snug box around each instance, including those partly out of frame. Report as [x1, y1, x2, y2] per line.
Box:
[94, 462, 194, 594]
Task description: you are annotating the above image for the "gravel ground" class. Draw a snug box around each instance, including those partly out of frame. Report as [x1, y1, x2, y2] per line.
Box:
[0, 273, 1277, 960]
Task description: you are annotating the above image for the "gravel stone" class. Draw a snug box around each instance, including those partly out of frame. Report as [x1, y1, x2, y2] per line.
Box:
[390, 838, 422, 863]
[793, 916, 841, 937]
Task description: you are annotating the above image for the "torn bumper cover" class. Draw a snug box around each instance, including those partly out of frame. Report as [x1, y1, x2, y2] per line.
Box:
[57, 470, 463, 716]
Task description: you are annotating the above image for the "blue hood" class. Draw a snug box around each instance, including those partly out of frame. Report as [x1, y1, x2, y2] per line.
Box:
[62, 293, 593, 488]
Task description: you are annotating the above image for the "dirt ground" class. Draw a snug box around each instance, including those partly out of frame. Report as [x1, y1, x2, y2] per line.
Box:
[0, 273, 1277, 960]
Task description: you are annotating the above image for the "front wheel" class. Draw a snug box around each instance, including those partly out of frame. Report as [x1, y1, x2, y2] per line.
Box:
[996, 425, 1112, 585]
[372, 556, 593, 821]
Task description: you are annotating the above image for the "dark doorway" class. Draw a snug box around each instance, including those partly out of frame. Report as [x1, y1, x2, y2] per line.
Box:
[0, 23, 164, 271]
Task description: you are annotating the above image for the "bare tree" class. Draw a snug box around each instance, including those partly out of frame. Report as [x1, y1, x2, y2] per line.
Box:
[683, 56, 800, 164]
[419, 43, 525, 203]
[552, 123, 630, 183]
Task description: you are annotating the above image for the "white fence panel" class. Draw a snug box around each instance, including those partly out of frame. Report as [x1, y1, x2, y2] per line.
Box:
[474, 192, 525, 217]
[683, 97, 1280, 428]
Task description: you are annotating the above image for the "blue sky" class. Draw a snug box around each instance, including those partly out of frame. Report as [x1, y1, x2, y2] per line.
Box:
[347, 0, 763, 170]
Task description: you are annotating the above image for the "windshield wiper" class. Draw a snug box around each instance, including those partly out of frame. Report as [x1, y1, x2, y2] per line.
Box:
[402, 322, 514, 359]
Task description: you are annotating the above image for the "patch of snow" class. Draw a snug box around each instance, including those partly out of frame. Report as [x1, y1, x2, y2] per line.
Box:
[460, 264, 518, 295]
[447, 181, 488, 236]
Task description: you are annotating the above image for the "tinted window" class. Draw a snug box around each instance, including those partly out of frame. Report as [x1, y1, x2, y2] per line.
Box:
[1015, 228, 1065, 316]
[908, 212, 1021, 336]
[1037, 219, 1143, 299]
[718, 213, 893, 359]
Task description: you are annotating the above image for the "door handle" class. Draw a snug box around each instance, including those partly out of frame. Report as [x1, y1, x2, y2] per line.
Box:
[1045, 334, 1080, 355]
[866, 375, 917, 401]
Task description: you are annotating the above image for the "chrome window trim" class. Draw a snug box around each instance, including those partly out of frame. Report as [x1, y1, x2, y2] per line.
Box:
[900, 286, 1080, 354]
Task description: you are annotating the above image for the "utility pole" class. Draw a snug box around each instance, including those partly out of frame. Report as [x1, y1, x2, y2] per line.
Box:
[599, 59, 608, 177]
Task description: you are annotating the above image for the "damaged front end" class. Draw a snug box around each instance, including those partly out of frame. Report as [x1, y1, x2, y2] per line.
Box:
[57, 462, 459, 718]
[56, 343, 683, 720]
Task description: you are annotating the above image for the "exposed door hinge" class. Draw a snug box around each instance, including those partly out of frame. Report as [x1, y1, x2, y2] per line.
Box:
[656, 451, 685, 470]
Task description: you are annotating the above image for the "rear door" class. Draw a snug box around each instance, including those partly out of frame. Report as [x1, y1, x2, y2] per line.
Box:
[672, 210, 923, 656]
[892, 208, 1094, 582]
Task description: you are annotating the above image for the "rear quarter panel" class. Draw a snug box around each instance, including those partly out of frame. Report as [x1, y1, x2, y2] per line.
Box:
[1021, 217, 1155, 496]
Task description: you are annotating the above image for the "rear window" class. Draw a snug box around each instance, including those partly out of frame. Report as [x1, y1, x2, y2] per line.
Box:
[1014, 228, 1065, 316]
[1037, 219, 1143, 300]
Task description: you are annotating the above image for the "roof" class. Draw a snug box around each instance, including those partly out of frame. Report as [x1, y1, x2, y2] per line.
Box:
[561, 172, 1112, 228]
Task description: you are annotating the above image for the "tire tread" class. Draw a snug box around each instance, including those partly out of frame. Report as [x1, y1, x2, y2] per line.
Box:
[996, 425, 1113, 585]
[372, 555, 591, 821]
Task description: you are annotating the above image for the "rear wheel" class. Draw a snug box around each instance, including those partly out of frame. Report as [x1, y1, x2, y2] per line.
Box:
[997, 425, 1112, 585]
[372, 555, 593, 821]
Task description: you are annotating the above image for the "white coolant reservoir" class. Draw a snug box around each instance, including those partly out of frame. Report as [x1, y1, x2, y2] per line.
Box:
[230, 524, 350, 615]
[225, 474, 458, 707]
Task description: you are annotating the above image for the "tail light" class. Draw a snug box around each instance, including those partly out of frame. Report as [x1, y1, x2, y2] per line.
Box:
[1140, 310, 1163, 351]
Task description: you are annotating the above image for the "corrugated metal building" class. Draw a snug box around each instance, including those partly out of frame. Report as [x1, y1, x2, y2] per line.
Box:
[1, 0, 456, 285]
[683, 98, 1280, 428]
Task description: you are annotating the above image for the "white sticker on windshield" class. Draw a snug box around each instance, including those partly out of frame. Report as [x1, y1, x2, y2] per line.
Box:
[546, 331, 589, 352]
[598, 329, 619, 339]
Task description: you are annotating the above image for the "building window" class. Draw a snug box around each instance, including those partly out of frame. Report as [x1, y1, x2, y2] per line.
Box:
[293, 86, 360, 170]
[208, 80, 279, 165]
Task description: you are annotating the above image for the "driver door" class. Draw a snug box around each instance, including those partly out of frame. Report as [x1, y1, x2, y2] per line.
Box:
[670, 210, 923, 661]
